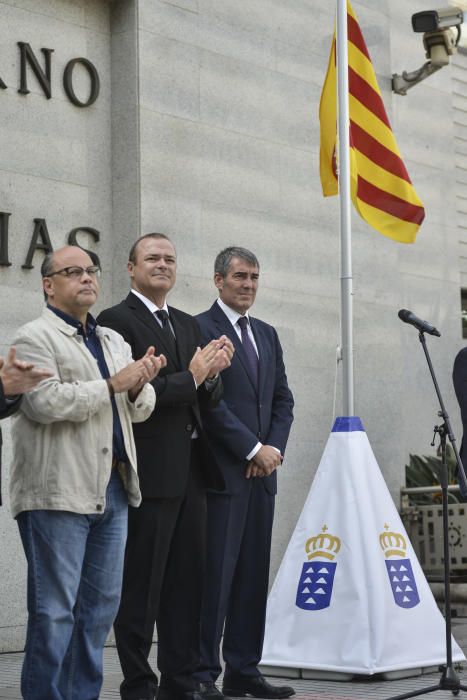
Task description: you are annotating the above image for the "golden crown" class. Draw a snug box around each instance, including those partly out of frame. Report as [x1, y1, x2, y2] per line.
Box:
[305, 525, 341, 561]
[379, 524, 407, 558]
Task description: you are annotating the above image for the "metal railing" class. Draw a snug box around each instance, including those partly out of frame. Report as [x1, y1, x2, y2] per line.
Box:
[400, 486, 467, 582]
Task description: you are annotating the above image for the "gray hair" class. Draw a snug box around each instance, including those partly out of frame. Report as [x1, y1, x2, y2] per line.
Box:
[41, 252, 55, 278]
[40, 252, 55, 301]
[214, 246, 259, 277]
[40, 248, 99, 277]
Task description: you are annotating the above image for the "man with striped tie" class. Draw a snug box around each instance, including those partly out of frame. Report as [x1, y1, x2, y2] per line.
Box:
[97, 233, 234, 700]
[194, 247, 295, 700]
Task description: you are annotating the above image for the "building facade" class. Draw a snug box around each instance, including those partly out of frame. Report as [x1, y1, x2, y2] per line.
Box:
[0, 0, 464, 651]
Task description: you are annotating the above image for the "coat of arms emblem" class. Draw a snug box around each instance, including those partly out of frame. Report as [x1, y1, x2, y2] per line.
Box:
[296, 525, 341, 611]
[380, 524, 420, 609]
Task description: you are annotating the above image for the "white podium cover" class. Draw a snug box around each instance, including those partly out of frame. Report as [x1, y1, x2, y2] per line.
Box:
[261, 417, 465, 674]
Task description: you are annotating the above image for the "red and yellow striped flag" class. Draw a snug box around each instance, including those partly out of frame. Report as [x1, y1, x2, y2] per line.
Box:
[319, 1, 425, 243]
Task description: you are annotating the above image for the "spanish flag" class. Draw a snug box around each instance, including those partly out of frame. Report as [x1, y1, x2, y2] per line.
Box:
[319, 1, 425, 243]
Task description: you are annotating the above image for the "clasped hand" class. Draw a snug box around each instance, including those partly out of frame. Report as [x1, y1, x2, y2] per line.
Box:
[245, 445, 282, 479]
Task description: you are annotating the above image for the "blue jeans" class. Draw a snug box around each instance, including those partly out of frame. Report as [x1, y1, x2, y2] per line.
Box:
[17, 469, 128, 700]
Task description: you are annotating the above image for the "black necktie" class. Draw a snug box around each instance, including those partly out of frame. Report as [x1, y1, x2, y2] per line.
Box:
[237, 316, 259, 387]
[155, 309, 177, 357]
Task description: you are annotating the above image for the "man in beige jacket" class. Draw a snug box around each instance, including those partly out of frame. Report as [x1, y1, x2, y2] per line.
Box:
[10, 245, 166, 700]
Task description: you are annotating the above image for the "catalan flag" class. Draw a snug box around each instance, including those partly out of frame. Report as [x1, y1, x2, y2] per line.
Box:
[319, 1, 425, 243]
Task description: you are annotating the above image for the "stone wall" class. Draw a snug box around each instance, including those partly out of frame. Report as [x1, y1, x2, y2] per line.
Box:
[0, 0, 113, 651]
[0, 0, 464, 651]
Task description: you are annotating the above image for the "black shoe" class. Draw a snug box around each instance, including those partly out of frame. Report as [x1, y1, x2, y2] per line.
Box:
[156, 689, 201, 700]
[222, 676, 295, 699]
[199, 682, 231, 700]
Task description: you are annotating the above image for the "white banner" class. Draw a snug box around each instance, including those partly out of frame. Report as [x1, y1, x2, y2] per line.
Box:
[261, 417, 465, 674]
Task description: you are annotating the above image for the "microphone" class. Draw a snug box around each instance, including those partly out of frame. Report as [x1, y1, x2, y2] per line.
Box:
[398, 309, 441, 337]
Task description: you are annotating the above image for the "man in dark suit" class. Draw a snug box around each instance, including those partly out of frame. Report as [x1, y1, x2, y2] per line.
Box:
[453, 347, 467, 496]
[194, 246, 295, 700]
[97, 233, 234, 700]
[0, 346, 52, 505]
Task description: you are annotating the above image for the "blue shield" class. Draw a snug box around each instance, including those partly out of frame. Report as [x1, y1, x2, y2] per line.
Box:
[385, 559, 420, 609]
[295, 561, 337, 611]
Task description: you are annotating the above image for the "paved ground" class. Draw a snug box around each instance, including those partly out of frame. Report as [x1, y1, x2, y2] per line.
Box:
[2, 618, 467, 699]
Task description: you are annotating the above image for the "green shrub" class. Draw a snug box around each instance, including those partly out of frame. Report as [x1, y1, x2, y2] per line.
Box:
[405, 445, 462, 504]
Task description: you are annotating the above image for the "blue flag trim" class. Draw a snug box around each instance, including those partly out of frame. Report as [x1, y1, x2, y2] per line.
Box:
[332, 417, 365, 433]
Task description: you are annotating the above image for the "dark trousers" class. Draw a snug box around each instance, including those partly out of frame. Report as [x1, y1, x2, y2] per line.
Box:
[196, 478, 275, 684]
[115, 446, 207, 700]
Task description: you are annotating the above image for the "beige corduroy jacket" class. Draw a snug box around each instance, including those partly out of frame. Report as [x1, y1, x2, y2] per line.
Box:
[9, 307, 155, 518]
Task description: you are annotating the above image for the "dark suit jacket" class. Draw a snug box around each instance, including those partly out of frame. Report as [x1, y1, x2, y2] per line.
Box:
[453, 347, 467, 496]
[0, 380, 21, 506]
[97, 293, 224, 498]
[196, 301, 294, 495]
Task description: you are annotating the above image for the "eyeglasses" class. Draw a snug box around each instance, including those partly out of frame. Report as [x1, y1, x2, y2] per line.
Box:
[45, 265, 101, 279]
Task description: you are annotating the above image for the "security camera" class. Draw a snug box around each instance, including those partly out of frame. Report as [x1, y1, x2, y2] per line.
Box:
[392, 6, 465, 94]
[412, 7, 464, 32]
[423, 25, 458, 65]
[412, 7, 464, 66]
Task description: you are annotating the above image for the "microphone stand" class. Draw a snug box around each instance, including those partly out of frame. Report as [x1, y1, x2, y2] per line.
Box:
[385, 331, 467, 700]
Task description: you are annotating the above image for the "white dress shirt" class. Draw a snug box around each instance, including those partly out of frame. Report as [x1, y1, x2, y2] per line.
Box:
[131, 289, 173, 333]
[131, 290, 220, 438]
[216, 298, 258, 356]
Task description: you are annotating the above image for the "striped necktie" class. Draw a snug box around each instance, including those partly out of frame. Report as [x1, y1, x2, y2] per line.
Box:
[237, 316, 258, 387]
[155, 309, 177, 357]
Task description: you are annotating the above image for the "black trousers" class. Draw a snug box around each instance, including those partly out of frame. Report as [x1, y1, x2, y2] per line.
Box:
[115, 445, 207, 700]
[196, 478, 275, 684]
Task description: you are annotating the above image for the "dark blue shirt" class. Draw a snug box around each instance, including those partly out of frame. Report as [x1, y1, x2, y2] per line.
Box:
[47, 304, 127, 462]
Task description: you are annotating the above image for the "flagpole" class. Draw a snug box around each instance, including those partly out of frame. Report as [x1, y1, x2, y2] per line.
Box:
[336, 0, 354, 416]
